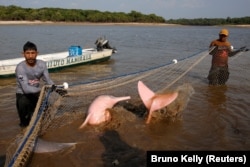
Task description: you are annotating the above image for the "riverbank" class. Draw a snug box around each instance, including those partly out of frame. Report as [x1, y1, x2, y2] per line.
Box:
[0, 20, 178, 26]
[1, 20, 250, 27]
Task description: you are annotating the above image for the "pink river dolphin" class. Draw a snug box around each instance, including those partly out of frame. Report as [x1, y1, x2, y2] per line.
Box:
[34, 138, 76, 153]
[138, 81, 178, 124]
[79, 95, 131, 129]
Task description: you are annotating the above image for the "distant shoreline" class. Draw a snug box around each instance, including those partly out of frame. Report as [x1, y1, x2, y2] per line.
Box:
[0, 20, 250, 27]
[0, 20, 177, 26]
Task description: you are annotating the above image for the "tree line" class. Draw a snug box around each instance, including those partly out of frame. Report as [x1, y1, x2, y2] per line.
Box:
[166, 17, 250, 25]
[0, 5, 249, 25]
[0, 5, 165, 23]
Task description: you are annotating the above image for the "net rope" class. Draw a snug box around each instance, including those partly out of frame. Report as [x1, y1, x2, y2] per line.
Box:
[4, 47, 248, 167]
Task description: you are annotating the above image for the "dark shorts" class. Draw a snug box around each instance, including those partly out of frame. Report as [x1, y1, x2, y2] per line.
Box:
[207, 66, 229, 85]
[16, 93, 39, 127]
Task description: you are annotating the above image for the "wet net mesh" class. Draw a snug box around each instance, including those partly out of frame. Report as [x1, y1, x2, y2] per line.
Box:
[4, 47, 248, 167]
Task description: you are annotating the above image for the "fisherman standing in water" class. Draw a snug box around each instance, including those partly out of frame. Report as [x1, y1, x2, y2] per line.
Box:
[15, 41, 54, 127]
[207, 29, 233, 85]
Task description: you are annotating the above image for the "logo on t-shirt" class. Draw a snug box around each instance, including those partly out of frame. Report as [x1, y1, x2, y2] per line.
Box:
[28, 79, 39, 86]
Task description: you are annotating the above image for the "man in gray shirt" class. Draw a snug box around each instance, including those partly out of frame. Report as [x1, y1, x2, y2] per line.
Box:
[15, 41, 54, 127]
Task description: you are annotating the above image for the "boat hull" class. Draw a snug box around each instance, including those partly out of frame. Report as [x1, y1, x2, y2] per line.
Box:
[0, 49, 113, 78]
[48, 56, 111, 73]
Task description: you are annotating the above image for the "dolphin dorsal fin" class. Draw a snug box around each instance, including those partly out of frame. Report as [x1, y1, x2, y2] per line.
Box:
[138, 81, 155, 109]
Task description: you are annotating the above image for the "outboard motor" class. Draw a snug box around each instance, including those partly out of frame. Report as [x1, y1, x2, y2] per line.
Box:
[95, 37, 117, 53]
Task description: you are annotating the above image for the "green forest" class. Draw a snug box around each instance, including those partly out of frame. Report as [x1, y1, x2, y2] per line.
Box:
[0, 5, 250, 25]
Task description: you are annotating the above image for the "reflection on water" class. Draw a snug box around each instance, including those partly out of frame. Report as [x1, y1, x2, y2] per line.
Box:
[100, 130, 146, 167]
[0, 78, 16, 86]
[49, 60, 114, 84]
[206, 85, 227, 108]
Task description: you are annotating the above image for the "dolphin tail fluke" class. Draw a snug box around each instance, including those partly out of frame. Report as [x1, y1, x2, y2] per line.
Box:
[146, 109, 153, 124]
[150, 93, 178, 112]
[146, 92, 178, 124]
[138, 81, 155, 109]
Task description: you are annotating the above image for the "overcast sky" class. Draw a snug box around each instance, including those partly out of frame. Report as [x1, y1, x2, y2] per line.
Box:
[0, 0, 249, 19]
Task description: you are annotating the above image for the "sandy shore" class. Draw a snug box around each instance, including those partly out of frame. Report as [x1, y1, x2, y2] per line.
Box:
[0, 20, 250, 27]
[0, 20, 54, 25]
[0, 20, 178, 26]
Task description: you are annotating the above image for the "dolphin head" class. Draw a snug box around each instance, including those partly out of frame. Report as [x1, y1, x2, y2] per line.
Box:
[79, 95, 131, 129]
[103, 95, 131, 107]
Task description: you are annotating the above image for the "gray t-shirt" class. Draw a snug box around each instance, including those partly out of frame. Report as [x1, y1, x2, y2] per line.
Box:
[15, 59, 54, 94]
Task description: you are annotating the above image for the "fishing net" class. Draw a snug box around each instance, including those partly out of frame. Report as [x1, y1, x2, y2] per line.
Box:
[4, 47, 248, 167]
